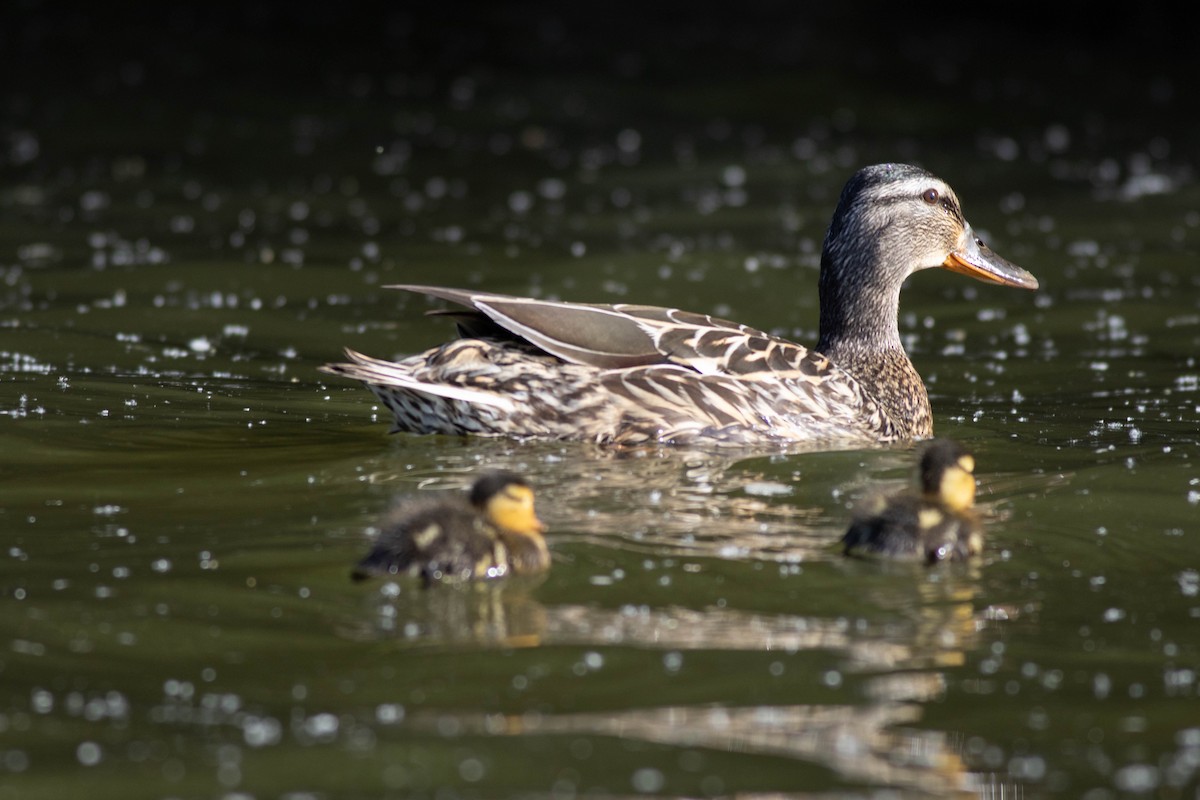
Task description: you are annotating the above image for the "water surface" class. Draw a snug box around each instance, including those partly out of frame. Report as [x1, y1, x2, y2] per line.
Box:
[2, 5, 1199, 798]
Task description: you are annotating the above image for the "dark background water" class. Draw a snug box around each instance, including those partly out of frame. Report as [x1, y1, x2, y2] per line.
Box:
[3, 2, 1200, 798]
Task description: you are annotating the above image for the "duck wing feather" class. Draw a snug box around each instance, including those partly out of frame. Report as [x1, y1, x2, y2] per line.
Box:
[391, 284, 820, 379]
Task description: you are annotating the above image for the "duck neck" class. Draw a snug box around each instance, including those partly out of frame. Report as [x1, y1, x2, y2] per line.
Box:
[814, 260, 931, 438]
[815, 261, 904, 364]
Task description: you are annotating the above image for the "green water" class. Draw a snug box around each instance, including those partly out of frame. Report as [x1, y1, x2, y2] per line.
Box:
[3, 6, 1200, 799]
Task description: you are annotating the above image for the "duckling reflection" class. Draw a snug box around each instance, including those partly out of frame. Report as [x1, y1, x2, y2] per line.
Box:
[352, 471, 548, 584]
[342, 579, 549, 647]
[842, 438, 982, 563]
[392, 574, 1011, 793]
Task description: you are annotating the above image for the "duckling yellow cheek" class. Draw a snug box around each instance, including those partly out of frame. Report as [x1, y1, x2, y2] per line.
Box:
[488, 489, 543, 534]
[942, 469, 976, 511]
[493, 505, 528, 533]
[489, 496, 542, 534]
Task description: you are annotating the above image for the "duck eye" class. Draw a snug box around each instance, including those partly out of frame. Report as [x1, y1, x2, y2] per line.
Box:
[922, 188, 939, 205]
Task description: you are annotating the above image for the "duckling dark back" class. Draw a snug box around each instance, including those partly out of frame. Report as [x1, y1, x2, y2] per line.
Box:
[842, 496, 979, 563]
[350, 471, 545, 584]
[350, 497, 498, 584]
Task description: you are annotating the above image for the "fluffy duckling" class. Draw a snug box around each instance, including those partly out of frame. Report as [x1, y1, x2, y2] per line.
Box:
[842, 438, 982, 563]
[351, 471, 548, 584]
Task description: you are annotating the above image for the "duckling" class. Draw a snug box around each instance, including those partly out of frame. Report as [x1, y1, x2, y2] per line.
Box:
[351, 471, 548, 584]
[841, 438, 982, 563]
[322, 163, 1038, 447]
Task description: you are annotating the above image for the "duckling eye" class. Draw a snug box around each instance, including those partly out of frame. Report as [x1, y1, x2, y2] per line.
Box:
[921, 188, 940, 205]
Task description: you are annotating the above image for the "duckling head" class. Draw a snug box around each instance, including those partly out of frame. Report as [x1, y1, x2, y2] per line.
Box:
[919, 438, 977, 512]
[817, 164, 1038, 356]
[470, 471, 547, 538]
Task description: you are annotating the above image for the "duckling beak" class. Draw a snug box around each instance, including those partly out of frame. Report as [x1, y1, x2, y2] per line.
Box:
[943, 226, 1039, 290]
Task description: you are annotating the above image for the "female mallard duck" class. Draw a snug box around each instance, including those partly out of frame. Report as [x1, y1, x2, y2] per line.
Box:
[841, 438, 982, 563]
[351, 471, 548, 584]
[322, 164, 1038, 447]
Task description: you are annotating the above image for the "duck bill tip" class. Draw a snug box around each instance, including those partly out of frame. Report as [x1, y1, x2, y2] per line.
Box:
[943, 250, 1040, 291]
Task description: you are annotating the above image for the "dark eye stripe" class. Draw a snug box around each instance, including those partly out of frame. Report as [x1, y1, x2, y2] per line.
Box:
[503, 488, 532, 504]
[940, 196, 964, 225]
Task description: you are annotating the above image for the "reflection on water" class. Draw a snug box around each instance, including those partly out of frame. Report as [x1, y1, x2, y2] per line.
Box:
[345, 579, 988, 662]
[353, 443, 860, 562]
[341, 557, 1019, 793]
[341, 579, 550, 647]
[386, 599, 1026, 796]
[409, 702, 987, 796]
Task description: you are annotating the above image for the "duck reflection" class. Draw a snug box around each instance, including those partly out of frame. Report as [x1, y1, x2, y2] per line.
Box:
[343, 568, 1020, 793]
[404, 696, 1024, 796]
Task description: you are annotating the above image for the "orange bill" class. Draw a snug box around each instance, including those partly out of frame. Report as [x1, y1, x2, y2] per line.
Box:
[943, 226, 1039, 290]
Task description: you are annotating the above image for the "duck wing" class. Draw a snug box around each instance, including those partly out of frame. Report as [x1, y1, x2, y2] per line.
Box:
[391, 285, 817, 378]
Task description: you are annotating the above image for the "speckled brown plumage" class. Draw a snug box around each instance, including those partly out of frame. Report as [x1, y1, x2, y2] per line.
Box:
[322, 164, 1038, 448]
